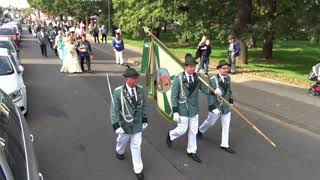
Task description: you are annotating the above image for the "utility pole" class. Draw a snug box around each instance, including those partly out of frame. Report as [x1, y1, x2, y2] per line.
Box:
[107, 0, 111, 35]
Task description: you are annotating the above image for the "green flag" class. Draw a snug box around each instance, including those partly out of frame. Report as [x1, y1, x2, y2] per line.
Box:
[141, 33, 184, 120]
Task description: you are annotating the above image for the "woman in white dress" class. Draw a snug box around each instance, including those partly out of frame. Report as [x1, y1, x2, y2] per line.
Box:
[66, 39, 82, 73]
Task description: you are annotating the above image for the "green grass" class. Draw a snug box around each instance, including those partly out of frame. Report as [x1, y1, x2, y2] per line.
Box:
[123, 33, 320, 87]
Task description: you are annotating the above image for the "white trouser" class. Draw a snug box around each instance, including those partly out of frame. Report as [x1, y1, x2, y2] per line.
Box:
[199, 111, 231, 148]
[169, 115, 199, 153]
[116, 132, 143, 173]
[115, 51, 124, 64]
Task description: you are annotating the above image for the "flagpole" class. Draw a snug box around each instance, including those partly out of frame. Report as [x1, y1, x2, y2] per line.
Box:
[143, 28, 276, 148]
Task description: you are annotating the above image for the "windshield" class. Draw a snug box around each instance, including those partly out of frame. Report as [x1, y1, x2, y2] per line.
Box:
[0, 41, 15, 51]
[0, 28, 15, 35]
[0, 56, 14, 75]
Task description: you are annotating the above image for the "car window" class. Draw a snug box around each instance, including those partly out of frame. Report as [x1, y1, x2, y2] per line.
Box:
[0, 56, 14, 75]
[0, 94, 27, 180]
[0, 41, 15, 52]
[0, 29, 15, 36]
[0, 165, 7, 180]
[8, 54, 18, 70]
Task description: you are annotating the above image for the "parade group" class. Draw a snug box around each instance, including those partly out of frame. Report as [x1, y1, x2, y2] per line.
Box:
[110, 55, 236, 180]
[27, 20, 125, 73]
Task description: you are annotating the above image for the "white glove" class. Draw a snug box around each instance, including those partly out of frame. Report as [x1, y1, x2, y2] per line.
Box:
[142, 123, 148, 130]
[212, 108, 221, 116]
[214, 88, 222, 96]
[173, 113, 180, 123]
[115, 127, 125, 134]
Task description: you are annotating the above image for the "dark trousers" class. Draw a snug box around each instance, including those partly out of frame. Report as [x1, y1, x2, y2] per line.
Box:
[101, 34, 107, 43]
[93, 34, 100, 43]
[40, 44, 47, 56]
[79, 52, 91, 71]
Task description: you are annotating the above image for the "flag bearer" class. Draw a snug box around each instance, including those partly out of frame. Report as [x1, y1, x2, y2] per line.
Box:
[166, 53, 208, 163]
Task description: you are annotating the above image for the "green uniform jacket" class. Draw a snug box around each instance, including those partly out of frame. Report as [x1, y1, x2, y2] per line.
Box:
[110, 85, 147, 134]
[171, 72, 208, 117]
[208, 74, 234, 114]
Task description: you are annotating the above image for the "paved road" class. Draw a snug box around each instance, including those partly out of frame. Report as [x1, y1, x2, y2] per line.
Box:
[19, 30, 320, 180]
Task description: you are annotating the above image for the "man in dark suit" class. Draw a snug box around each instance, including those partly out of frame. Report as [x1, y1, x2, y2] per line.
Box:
[37, 27, 50, 57]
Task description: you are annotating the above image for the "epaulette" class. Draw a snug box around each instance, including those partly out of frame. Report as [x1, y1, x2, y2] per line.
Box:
[137, 84, 143, 88]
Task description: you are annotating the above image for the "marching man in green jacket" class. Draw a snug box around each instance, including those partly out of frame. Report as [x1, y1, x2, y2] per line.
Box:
[197, 60, 235, 154]
[166, 53, 208, 163]
[110, 66, 148, 180]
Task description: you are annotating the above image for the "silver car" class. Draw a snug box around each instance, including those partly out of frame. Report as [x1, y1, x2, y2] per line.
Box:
[0, 88, 43, 180]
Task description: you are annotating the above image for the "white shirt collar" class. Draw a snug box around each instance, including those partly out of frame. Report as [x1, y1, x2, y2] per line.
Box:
[218, 73, 227, 82]
[184, 71, 194, 83]
[126, 84, 137, 98]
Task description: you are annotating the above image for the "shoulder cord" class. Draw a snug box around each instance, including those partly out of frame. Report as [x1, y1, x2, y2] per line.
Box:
[120, 88, 134, 123]
[178, 74, 188, 110]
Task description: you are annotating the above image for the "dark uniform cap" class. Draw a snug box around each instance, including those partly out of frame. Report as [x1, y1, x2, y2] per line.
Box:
[123, 65, 140, 77]
[217, 60, 230, 69]
[184, 53, 198, 65]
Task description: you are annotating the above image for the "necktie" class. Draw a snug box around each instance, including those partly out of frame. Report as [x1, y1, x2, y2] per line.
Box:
[224, 77, 228, 84]
[188, 75, 193, 84]
[131, 88, 137, 106]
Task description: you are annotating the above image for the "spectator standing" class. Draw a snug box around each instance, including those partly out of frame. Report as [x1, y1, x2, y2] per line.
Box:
[93, 25, 100, 43]
[112, 30, 125, 65]
[100, 25, 107, 43]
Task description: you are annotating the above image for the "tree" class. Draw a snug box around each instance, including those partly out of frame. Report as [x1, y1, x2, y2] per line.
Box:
[233, 0, 252, 64]
[112, 0, 187, 38]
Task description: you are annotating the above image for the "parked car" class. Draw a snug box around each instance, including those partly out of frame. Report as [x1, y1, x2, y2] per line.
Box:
[0, 48, 27, 115]
[0, 27, 20, 47]
[0, 88, 43, 180]
[9, 20, 22, 32]
[0, 37, 20, 66]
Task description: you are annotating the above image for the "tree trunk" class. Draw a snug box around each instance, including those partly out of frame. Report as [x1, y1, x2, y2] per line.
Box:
[262, 31, 273, 59]
[251, 36, 257, 48]
[261, 0, 276, 59]
[234, 0, 252, 64]
[239, 40, 248, 64]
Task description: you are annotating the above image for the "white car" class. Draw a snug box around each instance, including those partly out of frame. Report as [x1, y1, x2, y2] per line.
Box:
[0, 48, 27, 115]
[0, 37, 20, 66]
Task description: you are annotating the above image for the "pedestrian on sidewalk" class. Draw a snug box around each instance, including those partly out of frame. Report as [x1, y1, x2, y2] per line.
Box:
[100, 25, 107, 43]
[197, 60, 236, 154]
[112, 30, 125, 65]
[110, 66, 148, 180]
[196, 39, 211, 76]
[227, 36, 240, 74]
[76, 34, 92, 72]
[36, 27, 50, 57]
[195, 35, 207, 69]
[166, 53, 208, 163]
[93, 24, 100, 43]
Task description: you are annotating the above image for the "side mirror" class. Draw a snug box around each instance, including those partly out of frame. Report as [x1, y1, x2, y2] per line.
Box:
[18, 65, 24, 73]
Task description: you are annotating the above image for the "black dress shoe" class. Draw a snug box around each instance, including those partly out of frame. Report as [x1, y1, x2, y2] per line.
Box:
[220, 147, 236, 154]
[166, 131, 172, 148]
[135, 172, 144, 180]
[197, 130, 203, 139]
[115, 152, 124, 160]
[187, 153, 202, 163]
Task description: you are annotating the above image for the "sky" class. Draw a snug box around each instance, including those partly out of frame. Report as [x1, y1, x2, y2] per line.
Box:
[0, 0, 30, 9]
